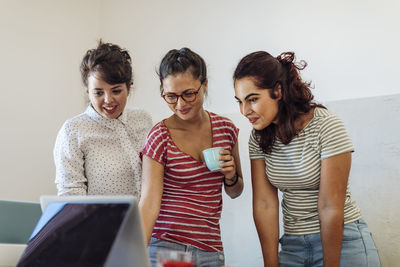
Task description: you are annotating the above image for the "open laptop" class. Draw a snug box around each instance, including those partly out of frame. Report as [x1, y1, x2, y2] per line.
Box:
[39, 195, 136, 212]
[17, 195, 150, 267]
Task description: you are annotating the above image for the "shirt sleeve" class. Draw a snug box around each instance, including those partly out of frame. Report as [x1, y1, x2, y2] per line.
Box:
[140, 122, 168, 165]
[319, 113, 354, 160]
[53, 120, 88, 196]
[144, 111, 153, 132]
[222, 117, 239, 149]
[130, 109, 154, 153]
[249, 129, 265, 160]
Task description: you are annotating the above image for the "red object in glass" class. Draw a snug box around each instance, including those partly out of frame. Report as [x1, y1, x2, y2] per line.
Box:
[162, 260, 194, 267]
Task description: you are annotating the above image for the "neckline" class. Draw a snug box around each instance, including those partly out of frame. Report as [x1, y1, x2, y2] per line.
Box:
[161, 111, 215, 163]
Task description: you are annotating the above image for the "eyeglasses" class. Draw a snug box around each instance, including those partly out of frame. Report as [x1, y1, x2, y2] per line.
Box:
[162, 84, 203, 104]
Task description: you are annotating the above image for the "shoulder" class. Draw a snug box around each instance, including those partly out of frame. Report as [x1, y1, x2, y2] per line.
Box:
[55, 112, 92, 148]
[312, 107, 346, 132]
[313, 106, 334, 118]
[304, 107, 342, 132]
[125, 107, 152, 122]
[142, 120, 169, 158]
[248, 129, 261, 149]
[310, 108, 354, 157]
[59, 112, 92, 135]
[147, 120, 169, 139]
[209, 111, 239, 145]
[209, 111, 238, 128]
[248, 129, 265, 157]
[249, 129, 258, 143]
[125, 108, 153, 133]
[313, 107, 341, 122]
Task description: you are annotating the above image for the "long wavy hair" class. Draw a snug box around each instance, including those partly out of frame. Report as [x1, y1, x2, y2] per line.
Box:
[233, 51, 324, 154]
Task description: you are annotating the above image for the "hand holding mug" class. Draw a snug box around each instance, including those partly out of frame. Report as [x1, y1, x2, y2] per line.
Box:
[217, 149, 236, 181]
[202, 147, 236, 181]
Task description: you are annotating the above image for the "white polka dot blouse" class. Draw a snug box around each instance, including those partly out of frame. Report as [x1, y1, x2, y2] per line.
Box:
[54, 105, 153, 198]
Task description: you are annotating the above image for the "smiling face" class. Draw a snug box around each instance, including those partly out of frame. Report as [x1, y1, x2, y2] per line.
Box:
[87, 72, 129, 119]
[234, 77, 281, 130]
[162, 70, 206, 121]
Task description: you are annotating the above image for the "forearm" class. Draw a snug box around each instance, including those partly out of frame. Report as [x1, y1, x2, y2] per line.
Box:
[318, 153, 351, 266]
[254, 206, 279, 267]
[139, 199, 161, 245]
[319, 208, 344, 267]
[139, 155, 165, 245]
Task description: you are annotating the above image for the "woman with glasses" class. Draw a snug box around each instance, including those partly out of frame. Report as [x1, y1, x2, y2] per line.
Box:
[233, 51, 380, 267]
[139, 47, 244, 267]
[54, 41, 152, 197]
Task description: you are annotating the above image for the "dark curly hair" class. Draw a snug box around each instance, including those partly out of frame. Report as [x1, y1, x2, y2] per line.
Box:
[80, 40, 133, 90]
[158, 47, 207, 94]
[233, 51, 324, 154]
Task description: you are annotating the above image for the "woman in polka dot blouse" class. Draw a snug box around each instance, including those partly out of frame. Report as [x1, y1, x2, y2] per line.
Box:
[53, 41, 152, 198]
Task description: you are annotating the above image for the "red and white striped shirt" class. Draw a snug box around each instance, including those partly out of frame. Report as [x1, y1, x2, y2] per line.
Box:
[140, 112, 239, 252]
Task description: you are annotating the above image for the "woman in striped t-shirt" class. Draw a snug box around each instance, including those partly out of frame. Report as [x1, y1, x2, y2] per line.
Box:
[139, 48, 244, 267]
[233, 51, 380, 267]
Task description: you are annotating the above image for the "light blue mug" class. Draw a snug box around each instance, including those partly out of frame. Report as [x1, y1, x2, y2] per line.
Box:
[202, 147, 224, 172]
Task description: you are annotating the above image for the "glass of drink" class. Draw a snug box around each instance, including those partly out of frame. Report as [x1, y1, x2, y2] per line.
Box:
[156, 250, 194, 267]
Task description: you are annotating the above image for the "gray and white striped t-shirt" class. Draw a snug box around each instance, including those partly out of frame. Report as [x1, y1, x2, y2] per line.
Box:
[249, 107, 362, 235]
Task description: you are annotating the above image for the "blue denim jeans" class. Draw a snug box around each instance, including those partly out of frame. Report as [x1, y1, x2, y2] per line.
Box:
[148, 237, 225, 267]
[279, 219, 381, 267]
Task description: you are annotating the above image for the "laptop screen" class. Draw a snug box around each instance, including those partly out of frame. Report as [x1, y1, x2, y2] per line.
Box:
[17, 197, 150, 267]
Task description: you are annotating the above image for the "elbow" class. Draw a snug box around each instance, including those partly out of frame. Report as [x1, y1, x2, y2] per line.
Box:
[318, 192, 345, 213]
[253, 199, 279, 217]
[139, 196, 161, 217]
[318, 201, 344, 223]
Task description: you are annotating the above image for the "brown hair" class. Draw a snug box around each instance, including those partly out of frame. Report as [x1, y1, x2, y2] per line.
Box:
[80, 40, 133, 90]
[234, 51, 324, 154]
[158, 47, 207, 94]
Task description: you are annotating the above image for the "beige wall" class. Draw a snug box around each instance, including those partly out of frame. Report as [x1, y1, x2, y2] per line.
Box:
[1, 0, 399, 266]
[0, 0, 102, 200]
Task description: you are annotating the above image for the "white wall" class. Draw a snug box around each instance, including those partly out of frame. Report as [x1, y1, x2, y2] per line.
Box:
[100, 0, 400, 122]
[1, 0, 399, 266]
[0, 0, 102, 200]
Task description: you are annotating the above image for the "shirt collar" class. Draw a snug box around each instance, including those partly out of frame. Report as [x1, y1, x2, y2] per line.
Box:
[85, 105, 128, 129]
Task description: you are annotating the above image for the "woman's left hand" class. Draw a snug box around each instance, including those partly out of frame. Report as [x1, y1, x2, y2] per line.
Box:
[218, 149, 236, 180]
[219, 143, 243, 198]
